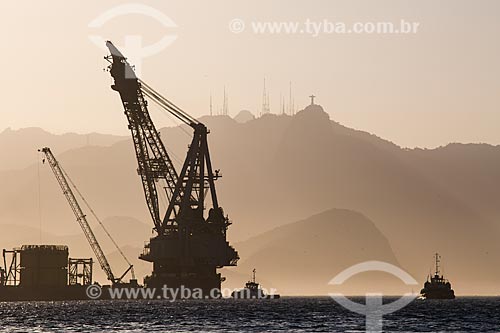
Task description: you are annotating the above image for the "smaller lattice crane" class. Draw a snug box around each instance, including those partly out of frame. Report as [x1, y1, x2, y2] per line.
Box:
[39, 147, 135, 285]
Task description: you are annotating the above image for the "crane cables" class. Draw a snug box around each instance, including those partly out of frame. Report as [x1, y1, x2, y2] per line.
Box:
[139, 79, 199, 127]
[58, 162, 136, 280]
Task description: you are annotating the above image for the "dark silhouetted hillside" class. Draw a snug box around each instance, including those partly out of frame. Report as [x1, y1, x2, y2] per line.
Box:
[1, 107, 499, 294]
[223, 208, 402, 295]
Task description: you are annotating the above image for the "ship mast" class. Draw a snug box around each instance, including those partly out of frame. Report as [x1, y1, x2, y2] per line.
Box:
[435, 252, 441, 276]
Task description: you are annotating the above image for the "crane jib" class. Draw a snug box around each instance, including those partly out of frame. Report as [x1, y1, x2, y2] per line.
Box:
[105, 41, 239, 292]
[39, 147, 134, 284]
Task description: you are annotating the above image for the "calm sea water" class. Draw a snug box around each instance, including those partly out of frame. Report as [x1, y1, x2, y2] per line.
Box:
[0, 297, 499, 332]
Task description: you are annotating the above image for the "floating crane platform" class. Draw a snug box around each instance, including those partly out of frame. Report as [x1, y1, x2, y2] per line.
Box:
[0, 245, 94, 301]
[105, 41, 239, 295]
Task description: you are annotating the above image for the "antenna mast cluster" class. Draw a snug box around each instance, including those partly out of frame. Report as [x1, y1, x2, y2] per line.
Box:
[261, 78, 270, 116]
[222, 86, 229, 116]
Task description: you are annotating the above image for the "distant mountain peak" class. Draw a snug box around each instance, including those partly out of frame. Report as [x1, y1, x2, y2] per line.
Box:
[303, 103, 325, 113]
[295, 102, 330, 122]
[234, 110, 255, 124]
[288, 103, 331, 135]
[0, 127, 48, 136]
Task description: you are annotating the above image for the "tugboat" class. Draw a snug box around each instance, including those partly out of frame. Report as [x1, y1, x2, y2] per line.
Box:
[420, 253, 455, 299]
[231, 269, 280, 299]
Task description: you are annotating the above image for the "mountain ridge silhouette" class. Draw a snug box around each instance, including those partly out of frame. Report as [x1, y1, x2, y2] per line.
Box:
[0, 106, 499, 294]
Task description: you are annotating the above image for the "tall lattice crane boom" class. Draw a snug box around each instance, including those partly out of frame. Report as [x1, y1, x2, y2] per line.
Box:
[105, 41, 238, 292]
[105, 41, 187, 233]
[39, 147, 132, 284]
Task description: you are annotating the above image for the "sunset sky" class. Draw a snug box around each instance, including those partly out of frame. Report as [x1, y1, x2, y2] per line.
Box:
[1, 0, 499, 148]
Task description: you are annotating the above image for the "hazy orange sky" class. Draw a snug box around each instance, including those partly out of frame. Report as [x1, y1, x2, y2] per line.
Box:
[1, 0, 499, 148]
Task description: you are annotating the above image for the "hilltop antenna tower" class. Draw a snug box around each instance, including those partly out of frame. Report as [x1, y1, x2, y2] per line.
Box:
[288, 81, 295, 115]
[222, 86, 229, 116]
[261, 78, 270, 116]
[280, 93, 286, 115]
[209, 93, 213, 116]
